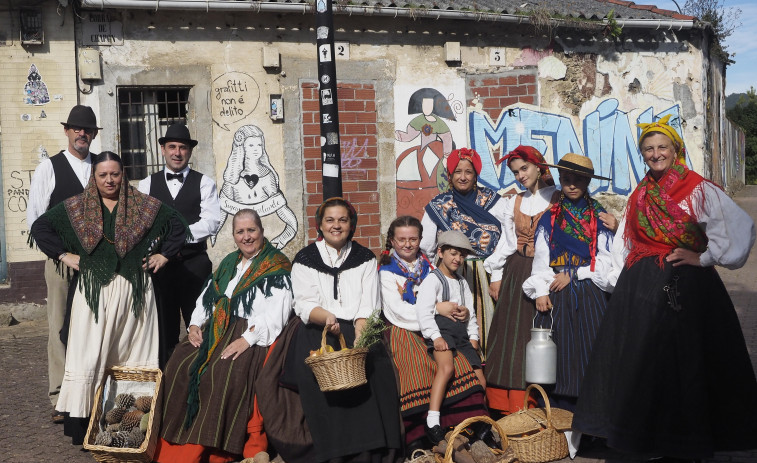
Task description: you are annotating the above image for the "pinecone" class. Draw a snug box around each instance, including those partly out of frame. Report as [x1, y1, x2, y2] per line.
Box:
[105, 407, 126, 425]
[128, 426, 146, 448]
[120, 410, 144, 431]
[115, 393, 136, 410]
[106, 423, 121, 433]
[110, 431, 129, 448]
[94, 430, 113, 447]
[135, 396, 153, 413]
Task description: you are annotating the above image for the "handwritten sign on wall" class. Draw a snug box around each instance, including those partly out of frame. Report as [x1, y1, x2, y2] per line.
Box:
[211, 72, 260, 131]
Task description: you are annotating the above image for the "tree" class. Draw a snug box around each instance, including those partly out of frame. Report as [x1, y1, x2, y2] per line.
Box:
[727, 87, 757, 184]
[681, 0, 742, 65]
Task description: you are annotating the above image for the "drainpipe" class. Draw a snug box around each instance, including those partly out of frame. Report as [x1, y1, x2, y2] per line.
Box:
[79, 0, 697, 30]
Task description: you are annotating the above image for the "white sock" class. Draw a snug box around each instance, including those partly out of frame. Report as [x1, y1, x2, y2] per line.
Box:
[426, 410, 441, 428]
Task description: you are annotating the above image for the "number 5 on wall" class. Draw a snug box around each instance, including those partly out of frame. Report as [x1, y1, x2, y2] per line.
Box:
[489, 48, 505, 66]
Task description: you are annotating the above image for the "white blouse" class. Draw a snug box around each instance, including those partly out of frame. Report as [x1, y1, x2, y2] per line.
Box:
[414, 271, 478, 342]
[291, 240, 380, 324]
[606, 180, 756, 287]
[522, 225, 615, 300]
[419, 194, 510, 260]
[484, 185, 557, 282]
[380, 257, 424, 332]
[189, 257, 293, 347]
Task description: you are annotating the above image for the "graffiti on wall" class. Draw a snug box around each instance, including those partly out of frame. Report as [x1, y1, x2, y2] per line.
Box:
[24, 64, 50, 105]
[394, 85, 466, 216]
[211, 124, 298, 249]
[469, 98, 687, 195]
[212, 72, 260, 131]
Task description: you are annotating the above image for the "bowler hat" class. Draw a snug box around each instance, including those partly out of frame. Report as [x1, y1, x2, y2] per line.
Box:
[158, 123, 198, 148]
[437, 230, 475, 253]
[542, 153, 611, 181]
[60, 105, 102, 130]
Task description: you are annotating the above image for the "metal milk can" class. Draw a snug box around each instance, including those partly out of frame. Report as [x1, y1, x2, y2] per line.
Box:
[525, 313, 557, 384]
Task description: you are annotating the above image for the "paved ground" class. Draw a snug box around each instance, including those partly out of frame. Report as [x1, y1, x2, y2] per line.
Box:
[2, 187, 757, 463]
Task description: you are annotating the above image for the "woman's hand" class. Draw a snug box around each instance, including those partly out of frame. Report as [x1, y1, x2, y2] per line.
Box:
[188, 325, 203, 347]
[666, 248, 702, 267]
[549, 271, 572, 292]
[535, 295, 553, 312]
[325, 312, 340, 335]
[143, 254, 169, 273]
[436, 301, 460, 321]
[221, 337, 251, 360]
[599, 211, 619, 233]
[433, 337, 449, 352]
[354, 318, 366, 343]
[454, 305, 470, 322]
[60, 253, 80, 271]
[488, 280, 501, 301]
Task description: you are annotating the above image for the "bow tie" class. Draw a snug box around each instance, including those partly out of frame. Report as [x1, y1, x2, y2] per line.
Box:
[166, 172, 184, 183]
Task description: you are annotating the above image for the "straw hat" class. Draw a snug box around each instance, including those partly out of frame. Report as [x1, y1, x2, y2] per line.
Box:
[542, 153, 610, 181]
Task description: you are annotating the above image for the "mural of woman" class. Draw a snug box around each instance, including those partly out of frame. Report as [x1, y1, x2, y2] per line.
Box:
[395, 88, 458, 217]
[212, 124, 298, 249]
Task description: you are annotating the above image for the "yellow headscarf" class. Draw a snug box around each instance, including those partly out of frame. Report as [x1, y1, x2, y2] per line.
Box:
[637, 114, 684, 159]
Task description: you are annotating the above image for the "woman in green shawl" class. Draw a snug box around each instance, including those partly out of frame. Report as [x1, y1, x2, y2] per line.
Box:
[30, 151, 189, 443]
[155, 209, 293, 463]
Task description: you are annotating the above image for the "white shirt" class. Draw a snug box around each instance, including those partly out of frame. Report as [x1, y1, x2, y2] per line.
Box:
[380, 256, 425, 331]
[419, 194, 509, 260]
[137, 166, 221, 243]
[27, 150, 92, 227]
[522, 224, 615, 300]
[291, 240, 379, 324]
[606, 181, 756, 287]
[484, 185, 557, 282]
[414, 270, 479, 342]
[188, 256, 293, 347]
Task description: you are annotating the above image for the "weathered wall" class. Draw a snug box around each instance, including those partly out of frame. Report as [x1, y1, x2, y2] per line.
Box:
[0, 5, 730, 300]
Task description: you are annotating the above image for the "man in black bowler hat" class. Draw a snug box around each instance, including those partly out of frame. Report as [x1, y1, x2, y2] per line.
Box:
[138, 123, 220, 367]
[28, 105, 100, 423]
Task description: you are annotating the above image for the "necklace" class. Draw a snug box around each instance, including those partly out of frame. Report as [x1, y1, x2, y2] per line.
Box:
[102, 233, 115, 244]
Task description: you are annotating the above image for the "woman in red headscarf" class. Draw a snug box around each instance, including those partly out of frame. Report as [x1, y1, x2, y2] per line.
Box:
[481, 145, 558, 415]
[420, 147, 507, 358]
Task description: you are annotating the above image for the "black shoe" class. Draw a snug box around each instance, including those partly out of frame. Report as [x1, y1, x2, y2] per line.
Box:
[51, 410, 65, 424]
[469, 421, 499, 449]
[424, 423, 446, 445]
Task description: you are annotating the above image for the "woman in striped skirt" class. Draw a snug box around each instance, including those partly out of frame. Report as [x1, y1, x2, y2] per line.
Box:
[522, 153, 615, 413]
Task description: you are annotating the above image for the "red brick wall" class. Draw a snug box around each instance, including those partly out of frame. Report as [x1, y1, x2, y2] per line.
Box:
[301, 82, 382, 253]
[467, 72, 538, 162]
[0, 261, 47, 303]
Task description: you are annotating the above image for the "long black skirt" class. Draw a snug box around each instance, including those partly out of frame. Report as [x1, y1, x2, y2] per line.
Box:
[534, 276, 610, 404]
[485, 252, 536, 391]
[573, 257, 757, 458]
[289, 321, 403, 463]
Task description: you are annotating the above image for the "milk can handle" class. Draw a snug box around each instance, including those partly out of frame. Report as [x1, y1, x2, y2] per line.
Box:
[533, 312, 554, 331]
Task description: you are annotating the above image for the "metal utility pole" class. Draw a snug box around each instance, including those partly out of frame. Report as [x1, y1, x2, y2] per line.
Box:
[315, 0, 342, 199]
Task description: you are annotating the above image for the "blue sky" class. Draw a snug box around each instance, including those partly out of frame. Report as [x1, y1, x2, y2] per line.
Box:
[652, 0, 755, 95]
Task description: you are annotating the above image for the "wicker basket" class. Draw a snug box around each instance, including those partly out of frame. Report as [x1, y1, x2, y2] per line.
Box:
[304, 326, 369, 392]
[83, 366, 163, 462]
[496, 384, 569, 463]
[435, 415, 514, 463]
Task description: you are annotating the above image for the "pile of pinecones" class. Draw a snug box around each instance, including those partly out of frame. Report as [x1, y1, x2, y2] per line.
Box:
[93, 393, 153, 448]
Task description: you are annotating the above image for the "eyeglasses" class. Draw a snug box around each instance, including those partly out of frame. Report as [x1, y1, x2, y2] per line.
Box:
[67, 126, 96, 135]
[392, 237, 419, 246]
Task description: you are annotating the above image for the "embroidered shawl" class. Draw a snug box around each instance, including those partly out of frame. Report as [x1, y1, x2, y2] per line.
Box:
[624, 158, 709, 268]
[424, 187, 502, 258]
[185, 239, 292, 428]
[293, 241, 376, 299]
[537, 195, 613, 271]
[379, 251, 432, 304]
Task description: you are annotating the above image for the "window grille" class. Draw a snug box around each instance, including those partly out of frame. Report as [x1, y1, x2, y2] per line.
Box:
[117, 87, 191, 180]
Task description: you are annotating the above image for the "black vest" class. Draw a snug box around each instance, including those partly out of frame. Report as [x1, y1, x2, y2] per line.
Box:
[149, 169, 203, 227]
[48, 151, 89, 210]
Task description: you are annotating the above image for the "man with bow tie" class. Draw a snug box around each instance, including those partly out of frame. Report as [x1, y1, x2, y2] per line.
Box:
[138, 123, 220, 367]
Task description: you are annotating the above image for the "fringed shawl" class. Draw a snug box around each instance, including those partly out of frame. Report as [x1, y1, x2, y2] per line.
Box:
[184, 240, 292, 428]
[624, 158, 709, 268]
[36, 181, 189, 321]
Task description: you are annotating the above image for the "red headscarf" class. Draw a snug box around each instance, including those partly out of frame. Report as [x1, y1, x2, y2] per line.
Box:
[496, 145, 555, 186]
[447, 147, 482, 176]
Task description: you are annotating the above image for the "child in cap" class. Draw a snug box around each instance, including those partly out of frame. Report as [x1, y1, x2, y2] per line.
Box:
[415, 230, 486, 444]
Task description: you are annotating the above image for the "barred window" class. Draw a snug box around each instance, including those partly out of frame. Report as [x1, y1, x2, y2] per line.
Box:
[117, 87, 191, 180]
